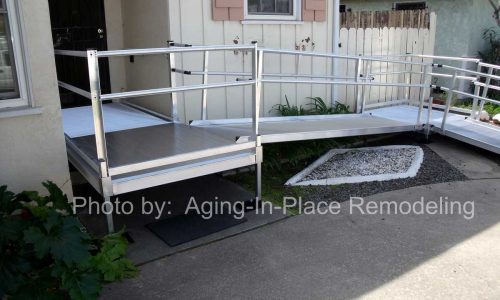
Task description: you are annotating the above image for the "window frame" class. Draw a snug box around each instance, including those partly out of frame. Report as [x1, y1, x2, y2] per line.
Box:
[244, 0, 301, 21]
[0, 0, 30, 110]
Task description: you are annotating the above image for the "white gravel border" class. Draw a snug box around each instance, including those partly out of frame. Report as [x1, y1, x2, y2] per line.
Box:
[286, 145, 424, 186]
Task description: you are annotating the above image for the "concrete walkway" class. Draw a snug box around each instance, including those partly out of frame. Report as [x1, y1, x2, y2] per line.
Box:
[102, 178, 500, 299]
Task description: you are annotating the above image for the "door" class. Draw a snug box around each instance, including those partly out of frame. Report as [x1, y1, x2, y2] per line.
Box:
[49, 0, 111, 108]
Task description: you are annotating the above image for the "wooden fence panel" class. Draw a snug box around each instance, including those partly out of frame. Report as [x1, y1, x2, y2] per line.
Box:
[341, 9, 430, 29]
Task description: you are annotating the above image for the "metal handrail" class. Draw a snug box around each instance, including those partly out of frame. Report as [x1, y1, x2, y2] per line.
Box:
[260, 47, 431, 66]
[54, 49, 87, 57]
[96, 45, 256, 57]
[100, 81, 256, 101]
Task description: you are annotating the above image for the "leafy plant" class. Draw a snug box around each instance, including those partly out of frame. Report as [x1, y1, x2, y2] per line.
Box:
[478, 28, 500, 100]
[306, 97, 350, 115]
[454, 99, 500, 116]
[271, 95, 307, 116]
[0, 182, 137, 300]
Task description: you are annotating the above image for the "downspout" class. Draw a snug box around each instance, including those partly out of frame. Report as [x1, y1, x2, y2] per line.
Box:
[331, 0, 340, 106]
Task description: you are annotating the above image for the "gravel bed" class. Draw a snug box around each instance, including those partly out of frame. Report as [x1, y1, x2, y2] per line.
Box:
[291, 135, 468, 204]
[303, 147, 419, 181]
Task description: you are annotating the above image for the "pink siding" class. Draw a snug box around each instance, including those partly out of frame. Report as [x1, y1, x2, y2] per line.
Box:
[213, 0, 244, 21]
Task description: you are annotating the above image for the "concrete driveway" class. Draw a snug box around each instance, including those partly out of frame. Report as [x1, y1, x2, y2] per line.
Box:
[102, 178, 500, 299]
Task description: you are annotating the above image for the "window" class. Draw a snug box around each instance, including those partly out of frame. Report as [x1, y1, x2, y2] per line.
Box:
[245, 0, 300, 21]
[393, 2, 426, 11]
[0, 0, 28, 109]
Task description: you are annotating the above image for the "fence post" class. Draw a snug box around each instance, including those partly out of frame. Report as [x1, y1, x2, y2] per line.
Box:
[355, 57, 363, 113]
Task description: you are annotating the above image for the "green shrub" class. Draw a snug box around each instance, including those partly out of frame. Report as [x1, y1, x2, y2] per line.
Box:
[0, 182, 137, 300]
[271, 95, 307, 116]
[272, 95, 350, 117]
[306, 97, 350, 115]
[478, 28, 500, 100]
[454, 99, 500, 116]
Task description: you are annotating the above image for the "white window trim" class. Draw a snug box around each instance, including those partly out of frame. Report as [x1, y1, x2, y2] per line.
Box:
[244, 0, 301, 21]
[0, 0, 30, 110]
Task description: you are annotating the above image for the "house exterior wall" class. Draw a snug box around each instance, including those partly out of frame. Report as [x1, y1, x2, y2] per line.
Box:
[121, 0, 172, 117]
[341, 0, 497, 58]
[0, 0, 72, 196]
[168, 0, 335, 123]
[104, 0, 127, 94]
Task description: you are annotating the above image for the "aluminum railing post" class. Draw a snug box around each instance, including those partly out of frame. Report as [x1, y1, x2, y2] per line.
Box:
[87, 49, 114, 233]
[441, 72, 458, 133]
[360, 59, 369, 113]
[253, 46, 263, 204]
[404, 55, 412, 103]
[417, 65, 430, 127]
[471, 62, 482, 119]
[471, 85, 481, 120]
[426, 96, 434, 140]
[479, 66, 494, 117]
[201, 51, 209, 120]
[168, 45, 179, 122]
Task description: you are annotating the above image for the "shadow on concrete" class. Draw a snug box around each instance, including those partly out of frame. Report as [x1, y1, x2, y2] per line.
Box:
[73, 175, 287, 265]
[101, 179, 500, 299]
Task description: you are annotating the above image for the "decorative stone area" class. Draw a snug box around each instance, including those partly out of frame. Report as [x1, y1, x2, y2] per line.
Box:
[286, 145, 424, 186]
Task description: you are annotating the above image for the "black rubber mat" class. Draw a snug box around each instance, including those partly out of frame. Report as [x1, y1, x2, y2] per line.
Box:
[146, 214, 247, 247]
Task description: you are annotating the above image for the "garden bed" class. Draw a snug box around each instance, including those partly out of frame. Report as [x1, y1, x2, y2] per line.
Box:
[286, 145, 424, 186]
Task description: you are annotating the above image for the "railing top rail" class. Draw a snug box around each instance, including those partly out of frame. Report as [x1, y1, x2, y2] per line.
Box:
[478, 62, 500, 70]
[438, 64, 500, 80]
[411, 54, 480, 63]
[96, 44, 257, 58]
[54, 49, 88, 58]
[434, 85, 500, 106]
[474, 81, 500, 92]
[259, 48, 431, 66]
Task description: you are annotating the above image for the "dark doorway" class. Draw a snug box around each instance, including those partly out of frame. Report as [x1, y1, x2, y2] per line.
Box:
[49, 0, 111, 108]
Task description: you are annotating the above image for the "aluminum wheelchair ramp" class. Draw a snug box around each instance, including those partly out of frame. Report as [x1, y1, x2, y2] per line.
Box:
[370, 105, 500, 155]
[191, 114, 415, 144]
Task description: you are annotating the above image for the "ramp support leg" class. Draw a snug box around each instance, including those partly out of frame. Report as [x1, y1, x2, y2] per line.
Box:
[104, 196, 115, 233]
[255, 136, 263, 204]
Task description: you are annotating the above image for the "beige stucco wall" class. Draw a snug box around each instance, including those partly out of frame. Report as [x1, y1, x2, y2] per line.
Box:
[104, 0, 127, 93]
[0, 0, 72, 196]
[120, 0, 172, 116]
